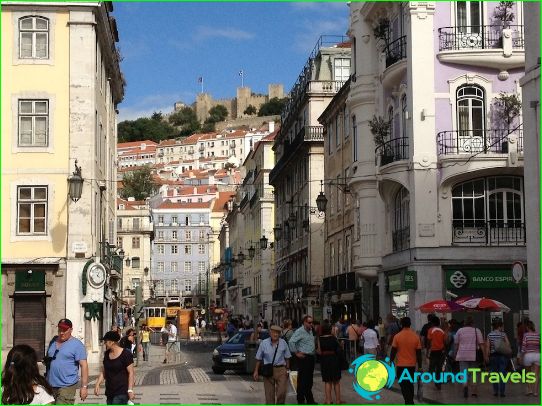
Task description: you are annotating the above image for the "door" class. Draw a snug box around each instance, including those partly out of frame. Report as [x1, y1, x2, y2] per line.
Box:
[456, 1, 483, 47]
[457, 85, 486, 153]
[14, 294, 46, 358]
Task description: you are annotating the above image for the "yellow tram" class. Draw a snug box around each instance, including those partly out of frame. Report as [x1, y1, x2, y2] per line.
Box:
[144, 306, 166, 330]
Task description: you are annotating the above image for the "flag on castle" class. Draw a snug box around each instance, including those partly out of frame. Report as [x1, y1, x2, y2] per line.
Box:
[238, 70, 244, 77]
[197, 76, 203, 83]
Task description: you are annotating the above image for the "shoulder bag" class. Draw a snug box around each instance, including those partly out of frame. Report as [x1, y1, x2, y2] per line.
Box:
[474, 328, 484, 366]
[494, 333, 512, 357]
[261, 340, 280, 378]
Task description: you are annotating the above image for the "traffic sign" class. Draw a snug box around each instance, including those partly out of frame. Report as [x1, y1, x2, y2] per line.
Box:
[512, 261, 525, 283]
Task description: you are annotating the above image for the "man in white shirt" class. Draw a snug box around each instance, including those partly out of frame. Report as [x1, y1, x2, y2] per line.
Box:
[164, 321, 180, 363]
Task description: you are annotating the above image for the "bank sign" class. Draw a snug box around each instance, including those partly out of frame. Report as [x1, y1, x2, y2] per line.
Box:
[446, 269, 528, 289]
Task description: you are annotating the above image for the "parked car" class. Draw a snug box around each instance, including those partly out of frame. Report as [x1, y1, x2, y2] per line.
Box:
[212, 329, 269, 374]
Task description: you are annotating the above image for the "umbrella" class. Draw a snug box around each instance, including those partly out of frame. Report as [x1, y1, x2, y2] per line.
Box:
[417, 299, 465, 313]
[459, 297, 511, 312]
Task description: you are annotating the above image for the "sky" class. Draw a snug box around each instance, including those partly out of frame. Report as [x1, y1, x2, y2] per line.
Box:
[114, 2, 350, 121]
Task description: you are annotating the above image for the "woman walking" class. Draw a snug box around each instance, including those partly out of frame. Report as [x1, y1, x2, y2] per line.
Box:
[2, 344, 55, 404]
[317, 322, 344, 404]
[361, 320, 380, 356]
[140, 325, 151, 361]
[521, 321, 540, 397]
[94, 331, 135, 404]
[484, 320, 511, 397]
[253, 325, 291, 404]
[454, 316, 484, 398]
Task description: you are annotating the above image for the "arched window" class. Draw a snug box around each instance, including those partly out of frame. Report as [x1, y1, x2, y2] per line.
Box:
[452, 176, 524, 245]
[393, 187, 410, 251]
[19, 16, 49, 59]
[457, 85, 486, 152]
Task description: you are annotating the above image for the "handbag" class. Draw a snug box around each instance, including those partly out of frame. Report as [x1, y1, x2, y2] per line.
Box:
[494, 333, 512, 357]
[474, 328, 484, 365]
[261, 340, 280, 378]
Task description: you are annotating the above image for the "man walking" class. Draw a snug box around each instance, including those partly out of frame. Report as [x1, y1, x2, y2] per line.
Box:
[390, 317, 422, 405]
[163, 320, 179, 364]
[427, 317, 447, 390]
[45, 319, 89, 404]
[253, 325, 291, 404]
[289, 315, 317, 404]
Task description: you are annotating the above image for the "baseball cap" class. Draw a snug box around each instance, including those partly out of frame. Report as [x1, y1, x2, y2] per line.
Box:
[58, 319, 73, 331]
[101, 331, 121, 342]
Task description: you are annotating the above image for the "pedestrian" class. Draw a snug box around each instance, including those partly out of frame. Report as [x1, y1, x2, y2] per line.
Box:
[427, 317, 447, 390]
[45, 319, 89, 404]
[420, 314, 436, 361]
[119, 328, 136, 359]
[389, 317, 422, 405]
[201, 319, 207, 336]
[139, 325, 151, 362]
[250, 323, 265, 343]
[346, 320, 361, 360]
[361, 320, 380, 356]
[160, 324, 169, 347]
[385, 314, 401, 349]
[226, 319, 236, 338]
[163, 320, 179, 364]
[521, 321, 540, 397]
[1, 344, 55, 404]
[454, 316, 484, 398]
[253, 325, 291, 404]
[446, 319, 460, 373]
[289, 315, 317, 405]
[282, 319, 294, 343]
[94, 331, 135, 405]
[484, 319, 511, 397]
[317, 322, 344, 404]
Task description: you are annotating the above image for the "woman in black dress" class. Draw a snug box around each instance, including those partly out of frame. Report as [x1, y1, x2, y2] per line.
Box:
[318, 322, 344, 404]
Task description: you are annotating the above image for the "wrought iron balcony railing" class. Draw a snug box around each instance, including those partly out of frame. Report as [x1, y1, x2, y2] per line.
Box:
[452, 221, 526, 246]
[392, 226, 410, 252]
[438, 25, 524, 51]
[437, 128, 524, 155]
[385, 35, 407, 68]
[375, 136, 409, 166]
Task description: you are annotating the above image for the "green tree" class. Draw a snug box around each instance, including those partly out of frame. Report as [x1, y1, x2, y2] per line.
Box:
[151, 111, 164, 121]
[168, 107, 201, 137]
[258, 97, 287, 116]
[202, 120, 216, 133]
[118, 117, 177, 143]
[244, 104, 257, 115]
[207, 105, 229, 123]
[120, 166, 159, 200]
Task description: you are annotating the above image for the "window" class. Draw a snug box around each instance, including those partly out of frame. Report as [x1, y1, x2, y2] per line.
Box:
[335, 115, 340, 147]
[157, 244, 164, 254]
[199, 214, 205, 224]
[117, 236, 123, 248]
[456, 1, 482, 33]
[172, 230, 177, 240]
[158, 216, 164, 224]
[171, 279, 178, 293]
[184, 279, 192, 291]
[387, 106, 394, 142]
[131, 257, 140, 269]
[117, 218, 123, 229]
[401, 95, 408, 139]
[158, 262, 164, 272]
[185, 216, 190, 225]
[171, 262, 178, 272]
[337, 239, 343, 274]
[393, 187, 410, 252]
[184, 245, 192, 254]
[198, 244, 205, 254]
[132, 278, 140, 288]
[18, 100, 48, 146]
[171, 245, 178, 254]
[334, 58, 351, 82]
[132, 237, 140, 249]
[352, 115, 358, 161]
[132, 218, 140, 230]
[199, 261, 206, 273]
[19, 16, 49, 59]
[457, 85, 485, 150]
[17, 186, 47, 235]
[156, 281, 165, 295]
[343, 108, 349, 139]
[172, 216, 178, 224]
[184, 262, 192, 272]
[185, 230, 192, 240]
[329, 243, 335, 276]
[158, 231, 164, 240]
[199, 230, 206, 240]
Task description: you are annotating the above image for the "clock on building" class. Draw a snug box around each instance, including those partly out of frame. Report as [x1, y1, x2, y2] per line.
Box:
[87, 263, 107, 288]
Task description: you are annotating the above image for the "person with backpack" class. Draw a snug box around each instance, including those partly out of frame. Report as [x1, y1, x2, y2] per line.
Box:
[484, 319, 511, 397]
[346, 320, 362, 359]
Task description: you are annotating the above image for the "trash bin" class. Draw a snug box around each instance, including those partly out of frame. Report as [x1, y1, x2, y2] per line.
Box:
[245, 340, 259, 374]
[150, 331, 162, 345]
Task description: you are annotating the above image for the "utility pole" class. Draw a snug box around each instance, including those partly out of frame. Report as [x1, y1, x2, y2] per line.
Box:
[134, 286, 143, 366]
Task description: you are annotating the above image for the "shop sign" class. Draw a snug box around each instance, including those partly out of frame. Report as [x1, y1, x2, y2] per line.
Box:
[446, 269, 528, 289]
[388, 270, 417, 293]
[15, 271, 45, 292]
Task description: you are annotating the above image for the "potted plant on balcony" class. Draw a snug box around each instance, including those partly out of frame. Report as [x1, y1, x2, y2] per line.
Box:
[493, 2, 515, 47]
[369, 115, 393, 165]
[493, 92, 522, 152]
[373, 18, 390, 51]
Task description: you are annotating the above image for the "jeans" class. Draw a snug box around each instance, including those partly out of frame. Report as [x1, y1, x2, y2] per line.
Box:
[107, 394, 129, 404]
[428, 350, 444, 388]
[396, 366, 415, 405]
[142, 341, 151, 360]
[489, 354, 508, 395]
[296, 355, 316, 404]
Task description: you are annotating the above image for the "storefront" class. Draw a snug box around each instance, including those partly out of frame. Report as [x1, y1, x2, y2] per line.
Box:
[387, 269, 417, 319]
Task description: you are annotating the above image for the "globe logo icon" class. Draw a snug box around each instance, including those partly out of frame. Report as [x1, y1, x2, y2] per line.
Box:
[349, 354, 396, 401]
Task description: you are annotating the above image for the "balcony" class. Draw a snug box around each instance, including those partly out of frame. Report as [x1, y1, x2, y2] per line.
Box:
[375, 136, 409, 167]
[385, 35, 407, 68]
[452, 222, 526, 246]
[437, 128, 523, 156]
[392, 227, 410, 252]
[437, 25, 525, 70]
[322, 272, 356, 293]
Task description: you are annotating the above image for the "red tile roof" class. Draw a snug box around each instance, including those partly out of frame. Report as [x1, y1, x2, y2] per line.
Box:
[212, 192, 236, 212]
[117, 140, 158, 149]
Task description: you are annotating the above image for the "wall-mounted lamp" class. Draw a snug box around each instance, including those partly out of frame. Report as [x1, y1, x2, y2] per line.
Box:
[248, 245, 256, 259]
[260, 235, 268, 250]
[67, 160, 84, 203]
[273, 226, 282, 241]
[125, 257, 131, 267]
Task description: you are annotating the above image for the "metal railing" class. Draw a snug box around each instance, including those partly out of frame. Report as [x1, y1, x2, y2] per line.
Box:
[375, 136, 409, 166]
[392, 227, 410, 252]
[385, 35, 407, 68]
[438, 25, 524, 51]
[437, 128, 524, 155]
[452, 222, 526, 246]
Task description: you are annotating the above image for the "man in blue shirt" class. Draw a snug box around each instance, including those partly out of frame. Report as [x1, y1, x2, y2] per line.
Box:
[46, 319, 89, 404]
[289, 315, 317, 404]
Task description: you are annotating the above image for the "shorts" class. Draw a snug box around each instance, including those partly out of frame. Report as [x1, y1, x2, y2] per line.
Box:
[523, 352, 540, 367]
[459, 360, 478, 371]
[167, 341, 180, 352]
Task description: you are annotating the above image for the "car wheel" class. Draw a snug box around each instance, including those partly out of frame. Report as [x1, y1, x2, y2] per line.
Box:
[212, 366, 226, 374]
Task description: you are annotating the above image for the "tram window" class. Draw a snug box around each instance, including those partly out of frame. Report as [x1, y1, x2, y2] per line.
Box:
[161, 308, 166, 317]
[149, 308, 155, 317]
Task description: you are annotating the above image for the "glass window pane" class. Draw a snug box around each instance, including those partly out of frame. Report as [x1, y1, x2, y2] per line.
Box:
[20, 18, 33, 30]
[464, 198, 474, 219]
[34, 203, 46, 217]
[474, 196, 485, 219]
[470, 1, 481, 26]
[34, 187, 47, 199]
[19, 188, 32, 200]
[463, 181, 473, 197]
[35, 33, 48, 58]
[34, 117, 47, 145]
[452, 199, 463, 220]
[457, 2, 467, 27]
[473, 179, 485, 196]
[20, 101, 33, 114]
[34, 101, 48, 114]
[19, 218, 31, 233]
[19, 203, 31, 217]
[35, 18, 48, 30]
[34, 219, 45, 233]
[20, 33, 33, 57]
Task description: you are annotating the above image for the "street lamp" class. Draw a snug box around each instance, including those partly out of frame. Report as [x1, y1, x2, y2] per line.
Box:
[237, 249, 245, 264]
[273, 226, 282, 241]
[67, 160, 84, 202]
[259, 235, 268, 250]
[248, 245, 256, 259]
[316, 180, 328, 213]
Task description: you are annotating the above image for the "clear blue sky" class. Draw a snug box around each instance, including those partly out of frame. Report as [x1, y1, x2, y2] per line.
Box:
[114, 2, 349, 121]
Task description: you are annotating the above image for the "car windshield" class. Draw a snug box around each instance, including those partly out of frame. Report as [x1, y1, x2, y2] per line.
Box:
[226, 332, 249, 344]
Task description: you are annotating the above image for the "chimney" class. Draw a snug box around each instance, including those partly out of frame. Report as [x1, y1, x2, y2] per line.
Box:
[268, 121, 275, 133]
